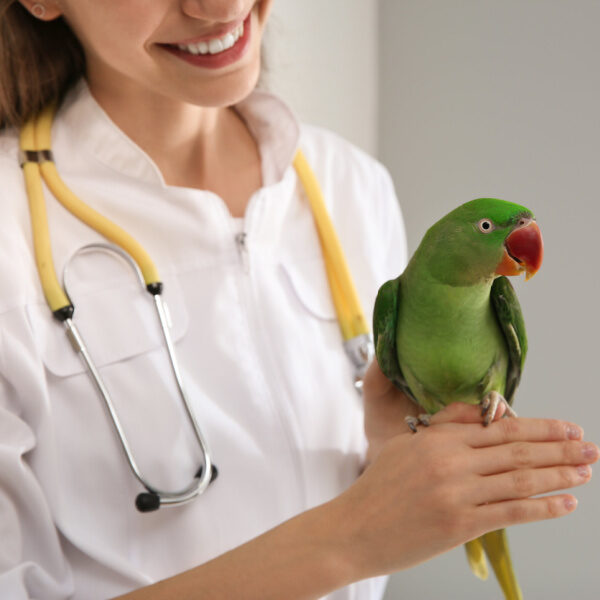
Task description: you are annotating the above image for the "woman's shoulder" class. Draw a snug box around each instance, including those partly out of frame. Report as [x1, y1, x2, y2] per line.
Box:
[297, 123, 399, 222]
[296, 122, 407, 287]
[298, 123, 387, 181]
[297, 122, 398, 224]
[0, 127, 38, 303]
[0, 125, 20, 159]
[0, 127, 24, 189]
[0, 127, 31, 200]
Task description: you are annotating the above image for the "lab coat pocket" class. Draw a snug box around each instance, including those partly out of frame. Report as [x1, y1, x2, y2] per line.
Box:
[26, 272, 189, 377]
[278, 256, 338, 322]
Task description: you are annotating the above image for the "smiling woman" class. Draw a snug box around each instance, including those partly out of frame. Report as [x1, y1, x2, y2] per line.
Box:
[0, 2, 596, 600]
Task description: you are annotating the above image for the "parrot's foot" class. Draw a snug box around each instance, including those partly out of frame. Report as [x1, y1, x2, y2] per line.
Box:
[405, 414, 431, 433]
[417, 413, 431, 427]
[480, 391, 518, 426]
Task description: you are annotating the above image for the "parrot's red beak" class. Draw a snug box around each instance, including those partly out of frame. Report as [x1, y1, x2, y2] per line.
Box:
[496, 220, 544, 280]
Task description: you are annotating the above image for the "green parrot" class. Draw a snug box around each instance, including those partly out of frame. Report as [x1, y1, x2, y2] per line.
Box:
[373, 198, 544, 600]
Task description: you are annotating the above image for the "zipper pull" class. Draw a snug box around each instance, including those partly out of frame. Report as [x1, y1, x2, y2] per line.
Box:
[235, 232, 250, 273]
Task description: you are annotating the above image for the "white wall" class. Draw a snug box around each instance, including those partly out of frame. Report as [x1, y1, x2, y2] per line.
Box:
[380, 1, 600, 599]
[268, 0, 379, 155]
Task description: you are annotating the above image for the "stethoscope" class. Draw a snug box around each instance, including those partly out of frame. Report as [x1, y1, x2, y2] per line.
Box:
[19, 103, 374, 512]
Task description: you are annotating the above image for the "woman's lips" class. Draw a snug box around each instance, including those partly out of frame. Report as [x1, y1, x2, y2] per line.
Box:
[160, 12, 252, 70]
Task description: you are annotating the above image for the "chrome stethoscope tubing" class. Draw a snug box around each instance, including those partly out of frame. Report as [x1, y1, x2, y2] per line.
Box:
[62, 243, 217, 512]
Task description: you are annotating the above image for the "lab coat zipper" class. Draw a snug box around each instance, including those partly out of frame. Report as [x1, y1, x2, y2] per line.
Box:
[234, 231, 250, 273]
[230, 222, 309, 509]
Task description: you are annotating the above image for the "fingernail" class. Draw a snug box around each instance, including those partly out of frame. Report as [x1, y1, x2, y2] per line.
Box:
[567, 425, 583, 440]
[582, 443, 598, 460]
[577, 465, 590, 478]
[564, 497, 578, 511]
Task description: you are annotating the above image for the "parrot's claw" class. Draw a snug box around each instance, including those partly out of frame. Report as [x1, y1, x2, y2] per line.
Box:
[417, 413, 431, 427]
[405, 414, 431, 433]
[405, 416, 419, 433]
[480, 391, 518, 426]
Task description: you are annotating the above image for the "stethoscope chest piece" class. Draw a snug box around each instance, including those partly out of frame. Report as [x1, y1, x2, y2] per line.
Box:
[136, 465, 219, 513]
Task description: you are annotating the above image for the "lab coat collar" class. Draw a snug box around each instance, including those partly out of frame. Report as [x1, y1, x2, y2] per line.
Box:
[56, 78, 300, 188]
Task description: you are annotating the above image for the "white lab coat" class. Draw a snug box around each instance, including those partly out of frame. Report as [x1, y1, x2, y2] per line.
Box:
[0, 80, 407, 599]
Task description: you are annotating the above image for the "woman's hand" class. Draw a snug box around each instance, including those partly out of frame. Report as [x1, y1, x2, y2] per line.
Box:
[362, 358, 514, 464]
[362, 359, 508, 463]
[362, 359, 419, 463]
[332, 409, 598, 580]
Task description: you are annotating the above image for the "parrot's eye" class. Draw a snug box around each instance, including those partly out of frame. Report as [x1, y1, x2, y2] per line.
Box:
[477, 219, 495, 233]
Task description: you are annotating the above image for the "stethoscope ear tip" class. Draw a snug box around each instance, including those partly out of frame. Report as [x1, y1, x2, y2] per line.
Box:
[135, 492, 161, 513]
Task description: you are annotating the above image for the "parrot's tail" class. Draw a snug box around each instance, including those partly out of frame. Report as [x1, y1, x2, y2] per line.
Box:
[464, 529, 523, 600]
[465, 537, 488, 580]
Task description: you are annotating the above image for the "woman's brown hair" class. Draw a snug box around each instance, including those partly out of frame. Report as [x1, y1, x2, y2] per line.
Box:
[0, 1, 85, 130]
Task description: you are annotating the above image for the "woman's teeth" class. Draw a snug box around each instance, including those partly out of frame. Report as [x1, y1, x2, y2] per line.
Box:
[177, 23, 244, 55]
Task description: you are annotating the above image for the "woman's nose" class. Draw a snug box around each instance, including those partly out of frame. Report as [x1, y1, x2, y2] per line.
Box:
[180, 0, 251, 23]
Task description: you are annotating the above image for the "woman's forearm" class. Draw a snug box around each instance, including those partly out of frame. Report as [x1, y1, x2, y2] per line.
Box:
[115, 499, 357, 600]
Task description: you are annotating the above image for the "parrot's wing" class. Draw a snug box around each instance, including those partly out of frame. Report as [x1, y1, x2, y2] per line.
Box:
[490, 276, 528, 405]
[373, 276, 417, 402]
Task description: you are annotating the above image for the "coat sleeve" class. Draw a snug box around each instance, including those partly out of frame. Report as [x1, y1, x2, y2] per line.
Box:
[0, 312, 74, 600]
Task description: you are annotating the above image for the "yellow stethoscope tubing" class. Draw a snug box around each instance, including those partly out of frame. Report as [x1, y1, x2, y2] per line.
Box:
[293, 150, 369, 341]
[20, 116, 71, 314]
[21, 105, 369, 342]
[19, 104, 160, 316]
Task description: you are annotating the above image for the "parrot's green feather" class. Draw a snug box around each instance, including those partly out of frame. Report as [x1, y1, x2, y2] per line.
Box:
[373, 276, 416, 402]
[490, 276, 527, 405]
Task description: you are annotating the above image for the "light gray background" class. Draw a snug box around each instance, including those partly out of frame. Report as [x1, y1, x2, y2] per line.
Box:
[270, 1, 600, 599]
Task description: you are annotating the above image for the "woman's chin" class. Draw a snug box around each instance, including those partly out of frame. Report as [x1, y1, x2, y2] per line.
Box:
[185, 61, 262, 108]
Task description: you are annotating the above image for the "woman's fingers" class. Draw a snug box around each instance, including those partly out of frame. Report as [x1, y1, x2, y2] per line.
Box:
[474, 440, 599, 475]
[468, 416, 585, 448]
[478, 494, 578, 531]
[415, 406, 586, 455]
[473, 465, 592, 505]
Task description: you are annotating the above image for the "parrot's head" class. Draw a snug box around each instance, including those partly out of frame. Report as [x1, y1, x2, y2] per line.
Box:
[416, 198, 544, 286]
